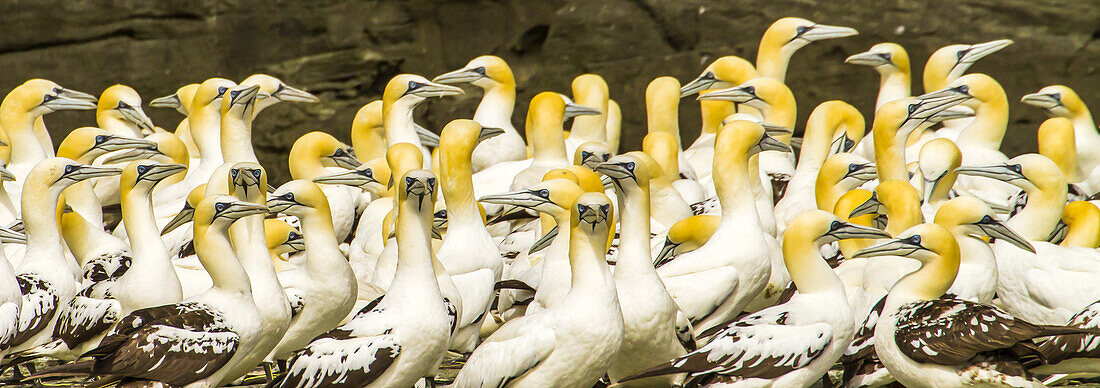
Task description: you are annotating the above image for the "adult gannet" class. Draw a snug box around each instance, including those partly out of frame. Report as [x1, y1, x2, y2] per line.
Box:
[74, 195, 267, 387]
[240, 73, 319, 117]
[565, 74, 611, 159]
[0, 80, 98, 209]
[654, 214, 719, 267]
[854, 223, 1094, 388]
[434, 55, 526, 172]
[814, 153, 877, 214]
[94, 84, 154, 137]
[917, 138, 962, 220]
[656, 120, 787, 335]
[774, 101, 865, 236]
[435, 120, 503, 352]
[149, 83, 200, 159]
[644, 77, 699, 189]
[176, 78, 237, 204]
[755, 17, 858, 82]
[622, 210, 887, 387]
[640, 132, 695, 229]
[597, 153, 693, 387]
[453, 192, 622, 387]
[1051, 201, 1100, 248]
[288, 131, 363, 241]
[265, 218, 305, 272]
[679, 57, 758, 190]
[1036, 117, 1090, 196]
[22, 161, 186, 361]
[265, 180, 357, 362]
[7, 158, 120, 355]
[955, 154, 1100, 325]
[274, 170, 455, 388]
[844, 43, 911, 160]
[1022, 85, 1100, 176]
[382, 74, 463, 165]
[934, 196, 1033, 303]
[219, 83, 266, 164]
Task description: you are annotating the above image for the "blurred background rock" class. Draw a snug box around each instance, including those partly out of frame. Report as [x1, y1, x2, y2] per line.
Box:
[1, 0, 1097, 183]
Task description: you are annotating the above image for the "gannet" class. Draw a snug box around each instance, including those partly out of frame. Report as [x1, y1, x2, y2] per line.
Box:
[149, 83, 200, 159]
[565, 74, 611, 159]
[288, 131, 363, 241]
[921, 39, 1013, 142]
[916, 138, 962, 220]
[1022, 85, 1100, 177]
[844, 42, 911, 160]
[382, 74, 463, 166]
[434, 55, 526, 172]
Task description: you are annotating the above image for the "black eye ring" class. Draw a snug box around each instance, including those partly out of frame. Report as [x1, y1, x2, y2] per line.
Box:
[42, 95, 55, 104]
[231, 169, 239, 178]
[64, 165, 76, 174]
[957, 85, 969, 94]
[405, 177, 415, 186]
[538, 189, 550, 198]
[215, 203, 228, 212]
[407, 81, 421, 92]
[283, 193, 295, 201]
[117, 101, 130, 109]
[230, 90, 241, 100]
[473, 67, 487, 76]
[742, 86, 756, 95]
[1009, 164, 1022, 173]
[908, 103, 919, 114]
[137, 165, 148, 174]
[878, 53, 892, 61]
[795, 25, 810, 36]
[427, 178, 436, 187]
[909, 235, 921, 245]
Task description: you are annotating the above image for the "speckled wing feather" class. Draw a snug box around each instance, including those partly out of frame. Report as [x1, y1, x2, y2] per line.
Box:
[276, 300, 399, 388]
[54, 296, 120, 348]
[11, 273, 59, 346]
[1039, 300, 1100, 364]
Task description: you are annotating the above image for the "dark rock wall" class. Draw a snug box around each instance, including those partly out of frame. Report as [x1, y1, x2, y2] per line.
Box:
[2, 0, 1097, 183]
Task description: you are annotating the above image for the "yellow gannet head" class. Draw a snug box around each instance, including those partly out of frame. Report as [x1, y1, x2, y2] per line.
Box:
[698, 77, 794, 114]
[923, 39, 1013, 91]
[845, 42, 911, 76]
[764, 17, 859, 51]
[645, 77, 682, 143]
[161, 183, 207, 235]
[807, 100, 866, 154]
[565, 165, 605, 193]
[680, 56, 758, 96]
[56, 126, 157, 164]
[269, 179, 332, 217]
[433, 55, 515, 89]
[97, 84, 154, 132]
[1055, 201, 1100, 248]
[918, 138, 961, 201]
[1022, 85, 1086, 120]
[120, 160, 187, 197]
[853, 223, 960, 299]
[716, 119, 792, 159]
[1036, 117, 1080, 181]
[397, 169, 437, 212]
[918, 73, 1005, 111]
[289, 131, 362, 179]
[574, 141, 613, 170]
[569, 74, 610, 138]
[3, 79, 97, 116]
[149, 83, 200, 115]
[219, 84, 262, 121]
[241, 74, 319, 112]
[264, 218, 305, 257]
[873, 98, 971, 149]
[785, 210, 891, 248]
[27, 157, 121, 194]
[655, 214, 720, 264]
[228, 162, 268, 200]
[350, 100, 386, 161]
[190, 78, 237, 115]
[596, 152, 650, 191]
[933, 196, 1034, 252]
[571, 192, 613, 236]
[816, 153, 876, 208]
[641, 132, 680, 182]
[440, 119, 504, 161]
[103, 131, 187, 165]
[480, 178, 584, 218]
[955, 153, 1066, 195]
[195, 194, 268, 231]
[385, 143, 425, 186]
[851, 179, 921, 235]
[383, 74, 464, 111]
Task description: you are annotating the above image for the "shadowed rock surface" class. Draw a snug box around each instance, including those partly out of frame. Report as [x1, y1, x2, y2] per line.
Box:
[1, 0, 1096, 183]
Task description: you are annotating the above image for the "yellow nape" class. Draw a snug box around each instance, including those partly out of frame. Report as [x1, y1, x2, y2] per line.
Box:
[56, 127, 112, 162]
[874, 180, 923, 236]
[564, 166, 604, 194]
[871, 98, 917, 183]
[386, 143, 426, 187]
[569, 74, 610, 142]
[918, 138, 961, 204]
[646, 76, 682, 145]
[816, 153, 871, 212]
[1037, 117, 1082, 182]
[666, 214, 720, 254]
[289, 131, 356, 180]
[1060, 201, 1100, 249]
[805, 100, 865, 158]
[834, 189, 878, 257]
[890, 223, 960, 301]
[756, 17, 857, 82]
[642, 132, 680, 186]
[263, 218, 299, 271]
[350, 100, 386, 162]
[605, 99, 621, 153]
[525, 92, 570, 162]
[187, 184, 208, 209]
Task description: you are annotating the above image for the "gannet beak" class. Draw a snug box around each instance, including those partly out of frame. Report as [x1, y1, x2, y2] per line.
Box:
[852, 237, 922, 258]
[696, 86, 755, 103]
[479, 189, 552, 209]
[844, 163, 878, 182]
[329, 150, 363, 169]
[915, 85, 973, 103]
[143, 163, 188, 182]
[654, 238, 679, 267]
[528, 226, 558, 254]
[1046, 220, 1068, 244]
[416, 124, 441, 148]
[679, 72, 717, 97]
[799, 24, 859, 42]
[478, 127, 506, 143]
[225, 202, 269, 219]
[0, 226, 25, 245]
[830, 133, 858, 154]
[922, 176, 943, 201]
[827, 221, 891, 240]
[0, 138, 8, 147]
[433, 210, 448, 233]
[594, 161, 638, 184]
[313, 167, 378, 188]
[230, 84, 262, 108]
[97, 136, 158, 153]
[845, 50, 891, 67]
[762, 124, 793, 138]
[929, 106, 975, 122]
[433, 67, 485, 84]
[161, 204, 194, 235]
[230, 168, 263, 196]
[972, 215, 1035, 253]
[66, 165, 123, 182]
[408, 81, 464, 98]
[57, 88, 99, 104]
[149, 94, 182, 110]
[563, 102, 601, 118]
[578, 203, 610, 227]
[266, 194, 299, 214]
[102, 147, 165, 165]
[284, 232, 306, 253]
[752, 133, 793, 154]
[0, 166, 15, 182]
[118, 104, 155, 131]
[954, 163, 1026, 182]
[43, 90, 98, 111]
[1021, 92, 1062, 110]
[849, 192, 882, 218]
[957, 39, 1013, 66]
[273, 84, 320, 103]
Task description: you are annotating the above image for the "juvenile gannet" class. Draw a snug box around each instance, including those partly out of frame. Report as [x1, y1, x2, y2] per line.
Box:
[855, 223, 1094, 388]
[1022, 85, 1100, 176]
[774, 100, 865, 236]
[453, 192, 622, 387]
[565, 74, 611, 159]
[434, 120, 503, 352]
[265, 180, 357, 362]
[74, 195, 267, 387]
[597, 153, 694, 387]
[656, 120, 788, 335]
[382, 74, 463, 165]
[623, 210, 887, 387]
[434, 55, 526, 172]
[274, 170, 455, 388]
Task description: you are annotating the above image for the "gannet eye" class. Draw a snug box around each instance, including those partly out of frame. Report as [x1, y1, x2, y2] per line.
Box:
[742, 86, 756, 95]
[230, 90, 241, 100]
[848, 164, 860, 172]
[95, 135, 107, 145]
[405, 177, 415, 187]
[427, 177, 436, 187]
[602, 153, 611, 160]
[1009, 164, 1022, 174]
[624, 162, 635, 171]
[42, 95, 55, 104]
[407, 81, 421, 92]
[581, 151, 592, 159]
[830, 220, 843, 231]
[231, 169, 239, 178]
[956, 49, 969, 60]
[599, 204, 610, 215]
[360, 169, 373, 178]
[472, 67, 487, 76]
[878, 52, 892, 61]
[217, 86, 228, 96]
[288, 232, 300, 240]
[64, 165, 76, 174]
[215, 203, 228, 212]
[282, 193, 295, 201]
[252, 169, 261, 178]
[795, 25, 810, 37]
[537, 189, 550, 199]
[1049, 93, 1061, 101]
[137, 165, 148, 175]
[979, 215, 994, 224]
[956, 85, 969, 94]
[117, 101, 131, 110]
[577, 204, 587, 214]
[908, 103, 919, 114]
[908, 235, 921, 245]
[333, 149, 345, 157]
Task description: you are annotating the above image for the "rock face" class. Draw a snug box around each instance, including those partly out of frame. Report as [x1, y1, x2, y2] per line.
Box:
[0, 0, 1096, 183]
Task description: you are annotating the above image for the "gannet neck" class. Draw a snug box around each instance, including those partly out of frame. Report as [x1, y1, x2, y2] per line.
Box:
[755, 32, 795, 82]
[120, 176, 182, 307]
[877, 69, 911, 111]
[879, 180, 923, 236]
[21, 180, 68, 270]
[195, 220, 252, 294]
[872, 117, 908, 183]
[1037, 117, 1082, 182]
[298, 206, 343, 275]
[611, 171, 652, 275]
[388, 183, 440, 302]
[351, 101, 387, 162]
[569, 75, 610, 143]
[714, 138, 760, 224]
[891, 227, 959, 301]
[1, 111, 46, 168]
[189, 101, 225, 168]
[566, 200, 614, 296]
[783, 227, 843, 295]
[642, 132, 680, 187]
[528, 97, 569, 164]
[956, 85, 1008, 151]
[382, 99, 423, 148]
[473, 83, 516, 131]
[439, 126, 482, 227]
[220, 110, 258, 164]
[1009, 181, 1066, 242]
[700, 99, 736, 136]
[646, 76, 682, 146]
[795, 102, 864, 191]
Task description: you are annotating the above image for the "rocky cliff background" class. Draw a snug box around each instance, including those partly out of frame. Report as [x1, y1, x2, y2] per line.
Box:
[1, 0, 1097, 183]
